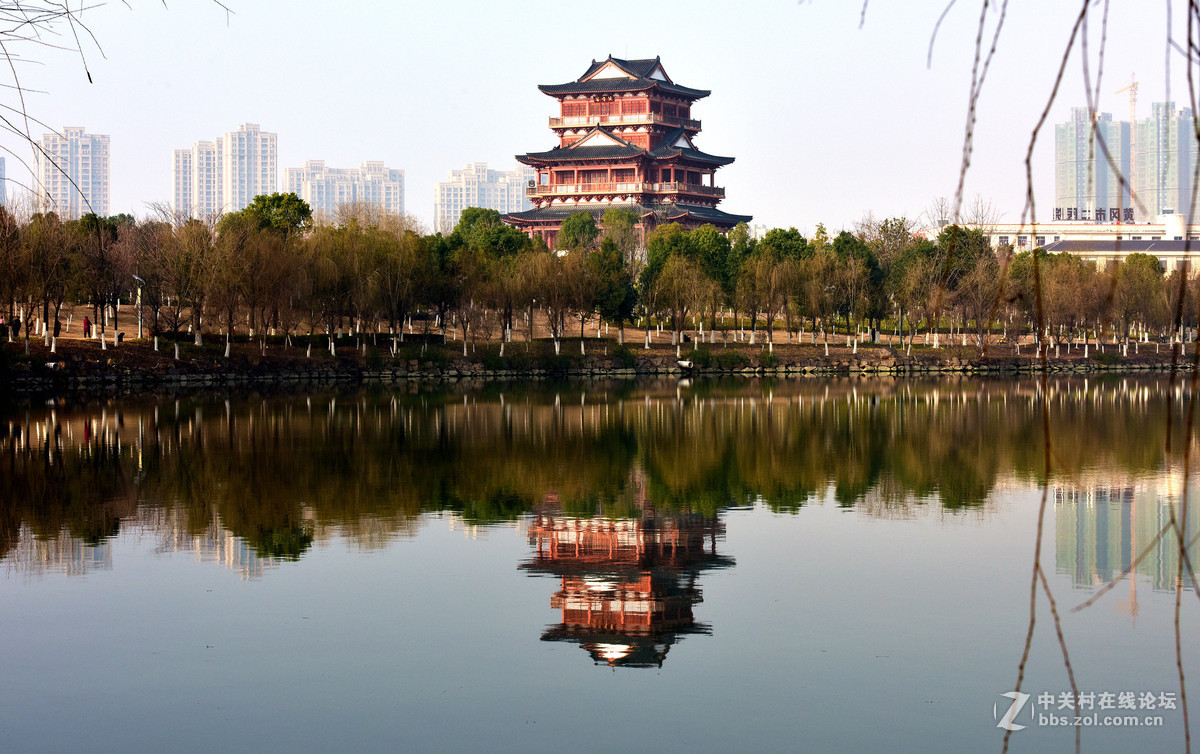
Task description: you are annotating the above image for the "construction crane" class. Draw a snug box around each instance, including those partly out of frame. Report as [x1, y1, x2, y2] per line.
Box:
[1115, 73, 1139, 216]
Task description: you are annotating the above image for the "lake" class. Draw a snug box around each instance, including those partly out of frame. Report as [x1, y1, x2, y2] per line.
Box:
[2, 376, 1198, 752]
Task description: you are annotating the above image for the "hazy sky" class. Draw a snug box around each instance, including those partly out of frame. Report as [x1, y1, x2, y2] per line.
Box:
[0, 1, 1190, 234]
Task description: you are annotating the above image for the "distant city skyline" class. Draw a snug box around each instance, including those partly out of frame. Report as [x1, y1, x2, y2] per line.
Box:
[0, 2, 1191, 234]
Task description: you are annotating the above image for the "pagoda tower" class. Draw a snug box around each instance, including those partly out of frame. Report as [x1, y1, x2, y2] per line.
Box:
[503, 56, 751, 249]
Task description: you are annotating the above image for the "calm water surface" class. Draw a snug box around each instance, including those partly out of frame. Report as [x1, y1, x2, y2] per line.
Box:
[2, 376, 1199, 753]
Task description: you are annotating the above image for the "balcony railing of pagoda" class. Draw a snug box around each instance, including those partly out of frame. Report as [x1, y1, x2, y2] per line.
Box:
[527, 182, 725, 198]
[548, 112, 702, 130]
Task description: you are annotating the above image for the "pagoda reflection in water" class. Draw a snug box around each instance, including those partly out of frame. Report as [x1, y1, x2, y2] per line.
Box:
[521, 498, 733, 668]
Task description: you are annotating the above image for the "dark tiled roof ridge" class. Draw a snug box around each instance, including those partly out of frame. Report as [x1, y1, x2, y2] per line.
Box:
[517, 144, 647, 164]
[517, 126, 650, 163]
[582, 55, 662, 80]
[538, 79, 710, 99]
[649, 140, 735, 166]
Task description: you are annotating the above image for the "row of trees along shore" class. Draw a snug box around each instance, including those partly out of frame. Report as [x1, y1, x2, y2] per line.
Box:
[3, 192, 1198, 358]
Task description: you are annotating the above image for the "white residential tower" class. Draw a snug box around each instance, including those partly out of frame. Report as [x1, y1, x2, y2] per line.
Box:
[38, 127, 109, 219]
[173, 123, 277, 218]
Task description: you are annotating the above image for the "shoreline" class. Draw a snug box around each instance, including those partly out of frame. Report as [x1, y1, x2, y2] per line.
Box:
[2, 335, 1190, 396]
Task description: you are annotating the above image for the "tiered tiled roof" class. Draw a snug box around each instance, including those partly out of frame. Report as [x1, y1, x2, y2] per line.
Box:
[517, 126, 734, 167]
[518, 128, 645, 164]
[538, 55, 710, 100]
[648, 127, 736, 166]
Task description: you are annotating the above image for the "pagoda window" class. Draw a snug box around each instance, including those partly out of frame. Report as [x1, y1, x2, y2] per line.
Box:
[563, 102, 586, 117]
[679, 106, 690, 120]
[613, 168, 635, 183]
[580, 169, 606, 185]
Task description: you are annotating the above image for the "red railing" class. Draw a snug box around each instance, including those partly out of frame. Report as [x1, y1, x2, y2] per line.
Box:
[526, 182, 724, 198]
[548, 112, 701, 130]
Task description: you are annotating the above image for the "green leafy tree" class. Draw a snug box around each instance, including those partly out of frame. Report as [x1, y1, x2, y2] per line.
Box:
[558, 211, 600, 253]
[760, 227, 808, 261]
[639, 223, 692, 297]
[238, 192, 313, 237]
[690, 224, 733, 297]
[450, 207, 530, 260]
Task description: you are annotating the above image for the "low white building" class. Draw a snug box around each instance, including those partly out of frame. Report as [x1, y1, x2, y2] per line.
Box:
[922, 214, 1200, 272]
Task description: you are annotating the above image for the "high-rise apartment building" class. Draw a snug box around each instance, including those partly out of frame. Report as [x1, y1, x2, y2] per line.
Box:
[173, 123, 277, 218]
[1054, 102, 1200, 223]
[1054, 108, 1130, 222]
[37, 127, 109, 219]
[220, 123, 276, 212]
[1134, 102, 1199, 221]
[284, 160, 405, 220]
[172, 141, 223, 219]
[172, 148, 192, 215]
[434, 162, 535, 234]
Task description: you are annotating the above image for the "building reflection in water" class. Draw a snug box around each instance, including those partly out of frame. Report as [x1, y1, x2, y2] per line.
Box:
[1054, 479, 1200, 609]
[5, 525, 114, 578]
[521, 496, 734, 668]
[3, 509, 272, 580]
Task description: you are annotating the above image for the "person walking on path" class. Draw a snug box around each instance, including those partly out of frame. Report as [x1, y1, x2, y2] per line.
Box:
[83, 316, 91, 338]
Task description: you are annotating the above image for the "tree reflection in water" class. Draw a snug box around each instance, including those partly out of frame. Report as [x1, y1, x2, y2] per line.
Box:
[0, 376, 1196, 580]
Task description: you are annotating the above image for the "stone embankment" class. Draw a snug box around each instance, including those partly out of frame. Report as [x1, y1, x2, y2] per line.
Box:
[2, 343, 1188, 395]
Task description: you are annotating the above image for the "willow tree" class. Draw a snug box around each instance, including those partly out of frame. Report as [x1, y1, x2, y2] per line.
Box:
[652, 253, 705, 348]
[588, 237, 637, 345]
